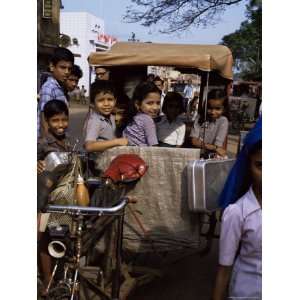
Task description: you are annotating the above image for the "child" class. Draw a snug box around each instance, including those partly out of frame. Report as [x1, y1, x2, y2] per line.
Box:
[122, 81, 161, 146]
[38, 47, 74, 137]
[212, 118, 262, 300]
[84, 80, 128, 152]
[65, 64, 83, 99]
[190, 89, 229, 157]
[37, 100, 72, 295]
[156, 92, 186, 147]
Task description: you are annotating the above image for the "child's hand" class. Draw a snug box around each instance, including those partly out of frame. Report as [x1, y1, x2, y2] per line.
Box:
[117, 138, 128, 146]
[216, 147, 226, 157]
[37, 160, 46, 174]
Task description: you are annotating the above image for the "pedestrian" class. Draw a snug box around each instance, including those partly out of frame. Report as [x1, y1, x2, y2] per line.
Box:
[190, 89, 229, 157]
[122, 81, 161, 146]
[212, 117, 262, 300]
[38, 47, 74, 137]
[80, 85, 87, 104]
[94, 66, 110, 81]
[183, 79, 194, 111]
[156, 92, 186, 147]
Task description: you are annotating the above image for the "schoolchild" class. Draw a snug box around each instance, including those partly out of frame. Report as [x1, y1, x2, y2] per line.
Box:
[37, 100, 72, 173]
[156, 92, 186, 147]
[65, 64, 83, 99]
[212, 118, 262, 300]
[38, 47, 74, 137]
[84, 80, 128, 153]
[190, 89, 229, 157]
[37, 100, 71, 295]
[153, 76, 166, 115]
[122, 81, 161, 146]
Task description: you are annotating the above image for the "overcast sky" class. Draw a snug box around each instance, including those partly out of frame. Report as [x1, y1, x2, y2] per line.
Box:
[62, 0, 248, 44]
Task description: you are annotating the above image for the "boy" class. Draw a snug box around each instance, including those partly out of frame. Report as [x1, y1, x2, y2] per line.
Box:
[38, 47, 74, 137]
[84, 80, 128, 153]
[65, 64, 83, 98]
[94, 66, 110, 81]
[37, 100, 71, 295]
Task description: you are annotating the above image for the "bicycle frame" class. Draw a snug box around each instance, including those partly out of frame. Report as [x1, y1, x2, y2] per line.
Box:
[45, 197, 129, 300]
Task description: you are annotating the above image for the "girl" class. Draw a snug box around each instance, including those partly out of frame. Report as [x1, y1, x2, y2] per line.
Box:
[122, 81, 161, 146]
[156, 92, 186, 147]
[212, 117, 262, 300]
[190, 89, 229, 157]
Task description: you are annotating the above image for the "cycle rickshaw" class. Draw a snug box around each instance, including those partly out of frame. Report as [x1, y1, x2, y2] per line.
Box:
[38, 42, 235, 300]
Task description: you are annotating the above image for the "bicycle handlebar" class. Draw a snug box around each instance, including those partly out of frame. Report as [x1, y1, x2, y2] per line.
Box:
[46, 197, 129, 216]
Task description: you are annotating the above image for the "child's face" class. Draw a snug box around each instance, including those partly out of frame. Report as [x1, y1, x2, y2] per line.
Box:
[207, 99, 224, 121]
[165, 100, 182, 121]
[50, 60, 73, 83]
[94, 92, 116, 117]
[47, 113, 69, 137]
[65, 74, 79, 92]
[137, 92, 161, 118]
[250, 149, 262, 192]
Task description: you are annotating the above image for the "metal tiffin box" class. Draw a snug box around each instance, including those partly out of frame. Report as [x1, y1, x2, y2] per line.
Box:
[186, 158, 235, 212]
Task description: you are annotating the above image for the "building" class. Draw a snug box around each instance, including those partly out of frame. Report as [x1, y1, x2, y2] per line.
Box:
[37, 0, 64, 89]
[60, 12, 116, 93]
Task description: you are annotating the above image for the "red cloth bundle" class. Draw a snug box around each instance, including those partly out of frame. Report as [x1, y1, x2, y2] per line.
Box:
[102, 154, 148, 183]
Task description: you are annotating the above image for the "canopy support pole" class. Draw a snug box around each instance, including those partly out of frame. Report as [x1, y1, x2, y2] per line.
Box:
[201, 71, 210, 156]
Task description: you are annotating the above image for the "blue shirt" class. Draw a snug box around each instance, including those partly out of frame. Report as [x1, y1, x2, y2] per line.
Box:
[37, 76, 68, 137]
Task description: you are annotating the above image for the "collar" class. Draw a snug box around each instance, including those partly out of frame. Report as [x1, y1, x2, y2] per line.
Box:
[241, 186, 261, 218]
[44, 131, 69, 145]
[48, 76, 64, 89]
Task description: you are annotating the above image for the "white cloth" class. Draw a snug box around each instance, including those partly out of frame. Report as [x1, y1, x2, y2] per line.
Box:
[219, 187, 262, 299]
[183, 84, 194, 100]
[156, 116, 186, 146]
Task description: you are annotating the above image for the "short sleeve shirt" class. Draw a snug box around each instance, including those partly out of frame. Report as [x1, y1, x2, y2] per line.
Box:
[219, 187, 262, 299]
[37, 132, 72, 160]
[123, 113, 158, 146]
[190, 116, 228, 147]
[156, 116, 186, 146]
[37, 76, 68, 137]
[84, 111, 116, 142]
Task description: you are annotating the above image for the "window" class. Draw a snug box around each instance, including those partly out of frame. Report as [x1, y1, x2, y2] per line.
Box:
[43, 0, 52, 19]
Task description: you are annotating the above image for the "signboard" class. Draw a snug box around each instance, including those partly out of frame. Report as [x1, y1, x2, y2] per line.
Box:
[43, 0, 52, 19]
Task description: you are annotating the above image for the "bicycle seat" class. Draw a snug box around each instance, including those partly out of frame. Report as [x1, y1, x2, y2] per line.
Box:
[102, 154, 148, 184]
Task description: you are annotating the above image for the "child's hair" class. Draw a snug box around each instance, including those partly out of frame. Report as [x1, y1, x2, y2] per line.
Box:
[90, 80, 117, 104]
[70, 64, 83, 79]
[153, 76, 164, 84]
[237, 140, 262, 200]
[198, 89, 229, 124]
[162, 92, 185, 115]
[50, 47, 74, 66]
[43, 100, 69, 120]
[125, 81, 161, 125]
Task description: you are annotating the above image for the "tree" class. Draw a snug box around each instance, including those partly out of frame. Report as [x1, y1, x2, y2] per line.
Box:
[124, 0, 243, 34]
[221, 0, 261, 80]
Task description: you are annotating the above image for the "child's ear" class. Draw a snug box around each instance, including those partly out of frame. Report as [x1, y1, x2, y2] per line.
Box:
[49, 62, 54, 72]
[134, 100, 140, 111]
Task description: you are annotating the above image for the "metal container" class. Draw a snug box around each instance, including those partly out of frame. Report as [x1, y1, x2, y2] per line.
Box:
[187, 158, 235, 212]
[44, 152, 71, 172]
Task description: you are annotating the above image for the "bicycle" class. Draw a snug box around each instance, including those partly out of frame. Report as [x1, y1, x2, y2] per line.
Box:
[43, 197, 131, 300]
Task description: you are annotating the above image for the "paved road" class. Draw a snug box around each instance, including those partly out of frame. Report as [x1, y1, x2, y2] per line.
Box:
[68, 104, 236, 300]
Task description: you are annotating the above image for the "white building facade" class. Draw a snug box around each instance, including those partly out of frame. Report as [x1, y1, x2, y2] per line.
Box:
[60, 12, 115, 93]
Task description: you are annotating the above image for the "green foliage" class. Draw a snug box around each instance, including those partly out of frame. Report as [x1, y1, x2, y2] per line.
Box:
[221, 0, 261, 80]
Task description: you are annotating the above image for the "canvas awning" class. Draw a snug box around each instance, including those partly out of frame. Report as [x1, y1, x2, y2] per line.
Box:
[88, 42, 233, 80]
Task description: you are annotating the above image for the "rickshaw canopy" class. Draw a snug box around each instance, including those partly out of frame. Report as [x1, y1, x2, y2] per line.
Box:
[88, 42, 233, 80]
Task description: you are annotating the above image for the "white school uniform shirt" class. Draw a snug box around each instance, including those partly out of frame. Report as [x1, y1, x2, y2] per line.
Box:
[156, 115, 186, 146]
[219, 187, 262, 299]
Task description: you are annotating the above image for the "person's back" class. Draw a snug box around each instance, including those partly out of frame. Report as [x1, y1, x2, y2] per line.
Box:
[38, 47, 74, 138]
